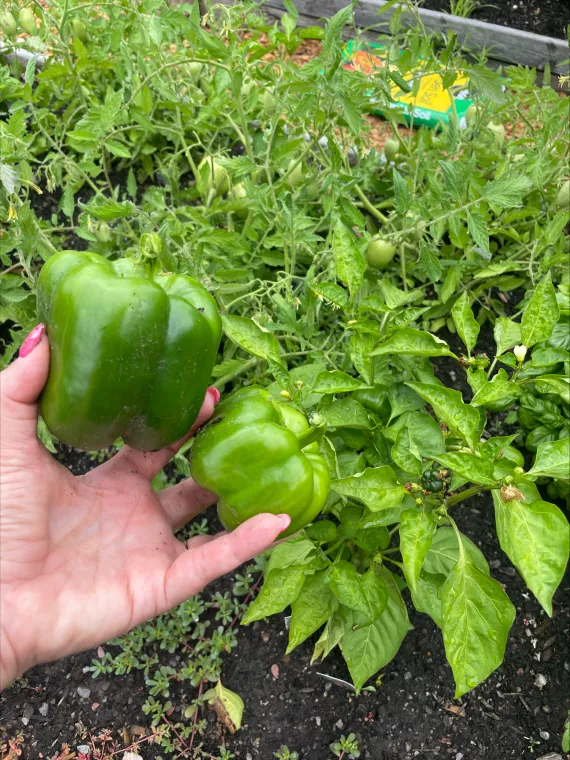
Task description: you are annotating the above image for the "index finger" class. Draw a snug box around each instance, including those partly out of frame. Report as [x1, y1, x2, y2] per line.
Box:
[162, 513, 292, 609]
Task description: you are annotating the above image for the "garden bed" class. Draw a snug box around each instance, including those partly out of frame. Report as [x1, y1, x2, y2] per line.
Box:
[1, 2, 569, 759]
[419, 0, 566, 40]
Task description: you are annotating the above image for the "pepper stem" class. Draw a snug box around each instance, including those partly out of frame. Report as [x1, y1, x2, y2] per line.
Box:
[296, 424, 325, 449]
[132, 233, 163, 278]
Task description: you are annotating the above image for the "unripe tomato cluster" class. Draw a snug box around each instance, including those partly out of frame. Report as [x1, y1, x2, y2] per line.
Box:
[1, 7, 38, 36]
[1, 8, 91, 40]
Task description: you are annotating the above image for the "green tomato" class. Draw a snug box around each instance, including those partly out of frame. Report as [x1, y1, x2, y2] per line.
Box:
[366, 239, 397, 270]
[241, 77, 254, 98]
[186, 62, 203, 83]
[71, 18, 87, 41]
[383, 138, 399, 161]
[197, 155, 229, 197]
[487, 122, 505, 148]
[305, 181, 319, 200]
[465, 104, 479, 125]
[262, 88, 276, 116]
[0, 11, 17, 36]
[140, 231, 162, 256]
[555, 179, 569, 210]
[231, 182, 247, 199]
[229, 182, 248, 218]
[284, 159, 305, 188]
[18, 7, 37, 35]
[94, 222, 111, 243]
[403, 211, 423, 242]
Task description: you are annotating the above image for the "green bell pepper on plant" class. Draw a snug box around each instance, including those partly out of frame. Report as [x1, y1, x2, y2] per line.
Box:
[352, 385, 391, 422]
[190, 387, 330, 537]
[421, 468, 444, 493]
[37, 247, 221, 452]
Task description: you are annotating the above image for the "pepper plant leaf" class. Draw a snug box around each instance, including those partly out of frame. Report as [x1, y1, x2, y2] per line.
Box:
[492, 492, 569, 616]
[331, 466, 407, 511]
[441, 528, 515, 698]
[341, 569, 408, 691]
[399, 508, 437, 597]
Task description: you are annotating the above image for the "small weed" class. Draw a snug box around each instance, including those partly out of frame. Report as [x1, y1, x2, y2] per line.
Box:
[274, 746, 299, 760]
[0, 733, 24, 760]
[330, 732, 361, 759]
[88, 566, 261, 756]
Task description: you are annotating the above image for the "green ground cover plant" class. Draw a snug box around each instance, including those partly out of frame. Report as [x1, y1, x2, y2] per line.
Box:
[1, 0, 569, 730]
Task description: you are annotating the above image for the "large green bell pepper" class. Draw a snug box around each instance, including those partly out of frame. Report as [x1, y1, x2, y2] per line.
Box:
[190, 387, 330, 537]
[37, 249, 221, 452]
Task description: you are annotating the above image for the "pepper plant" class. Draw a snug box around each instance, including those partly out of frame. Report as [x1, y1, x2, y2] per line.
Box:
[226, 268, 570, 696]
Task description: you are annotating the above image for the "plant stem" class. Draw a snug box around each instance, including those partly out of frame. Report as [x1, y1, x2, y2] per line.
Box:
[446, 484, 489, 507]
[295, 424, 325, 449]
[383, 556, 404, 570]
[400, 243, 407, 291]
[354, 185, 388, 224]
[486, 356, 498, 379]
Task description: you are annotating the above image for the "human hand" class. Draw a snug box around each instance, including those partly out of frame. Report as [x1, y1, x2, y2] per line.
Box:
[0, 324, 289, 689]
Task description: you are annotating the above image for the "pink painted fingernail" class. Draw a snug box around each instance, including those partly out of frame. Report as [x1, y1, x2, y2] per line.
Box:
[207, 386, 221, 405]
[277, 514, 291, 531]
[19, 324, 45, 358]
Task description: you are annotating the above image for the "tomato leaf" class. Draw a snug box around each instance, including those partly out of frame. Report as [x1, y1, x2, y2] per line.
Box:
[221, 315, 282, 365]
[332, 221, 366, 297]
[451, 291, 480, 355]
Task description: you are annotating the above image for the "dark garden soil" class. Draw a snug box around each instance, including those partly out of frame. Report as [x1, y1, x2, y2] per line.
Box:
[2, 328, 569, 760]
[417, 0, 568, 39]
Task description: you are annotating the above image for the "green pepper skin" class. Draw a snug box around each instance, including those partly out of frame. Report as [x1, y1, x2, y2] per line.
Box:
[352, 386, 391, 422]
[190, 387, 330, 537]
[421, 468, 444, 493]
[37, 251, 221, 452]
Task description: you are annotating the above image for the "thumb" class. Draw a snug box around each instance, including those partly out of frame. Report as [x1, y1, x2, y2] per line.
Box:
[0, 324, 50, 447]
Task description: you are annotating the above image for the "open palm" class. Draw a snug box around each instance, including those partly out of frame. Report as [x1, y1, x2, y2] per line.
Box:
[0, 327, 288, 689]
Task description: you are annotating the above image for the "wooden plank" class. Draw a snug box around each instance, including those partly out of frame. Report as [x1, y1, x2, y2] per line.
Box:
[263, 0, 569, 74]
